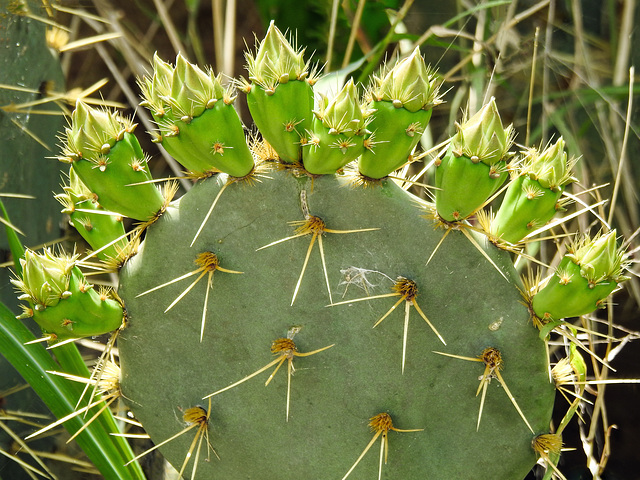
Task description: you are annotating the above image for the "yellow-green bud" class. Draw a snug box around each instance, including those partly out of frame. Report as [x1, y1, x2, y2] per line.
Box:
[451, 97, 514, 166]
[65, 101, 131, 161]
[151, 53, 173, 99]
[314, 79, 365, 135]
[169, 54, 225, 118]
[11, 249, 78, 308]
[246, 21, 308, 89]
[568, 230, 629, 284]
[526, 137, 574, 191]
[373, 47, 441, 113]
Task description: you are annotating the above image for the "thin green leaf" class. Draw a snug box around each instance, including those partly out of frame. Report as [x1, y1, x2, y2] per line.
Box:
[0, 302, 145, 480]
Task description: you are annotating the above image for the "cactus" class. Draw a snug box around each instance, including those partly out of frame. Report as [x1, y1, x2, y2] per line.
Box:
[14, 24, 631, 479]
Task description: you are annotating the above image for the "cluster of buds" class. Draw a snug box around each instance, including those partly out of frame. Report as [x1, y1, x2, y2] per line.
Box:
[358, 47, 442, 179]
[491, 138, 576, 244]
[60, 101, 164, 221]
[532, 230, 630, 321]
[55, 169, 127, 261]
[435, 98, 514, 221]
[140, 53, 254, 177]
[11, 249, 124, 341]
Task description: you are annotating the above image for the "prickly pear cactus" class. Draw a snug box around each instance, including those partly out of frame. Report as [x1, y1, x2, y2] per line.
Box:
[21, 22, 629, 480]
[118, 168, 554, 479]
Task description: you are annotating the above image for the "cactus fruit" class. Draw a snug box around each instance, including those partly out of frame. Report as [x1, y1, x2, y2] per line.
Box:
[531, 230, 629, 322]
[55, 168, 128, 262]
[491, 138, 576, 245]
[358, 47, 441, 180]
[59, 102, 166, 222]
[140, 54, 254, 177]
[10, 249, 124, 341]
[435, 97, 514, 222]
[16, 24, 631, 479]
[242, 20, 316, 164]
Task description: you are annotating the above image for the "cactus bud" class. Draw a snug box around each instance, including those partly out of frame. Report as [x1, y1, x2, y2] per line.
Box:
[568, 230, 628, 284]
[527, 138, 574, 191]
[358, 49, 441, 179]
[374, 47, 440, 113]
[169, 54, 225, 119]
[451, 98, 513, 166]
[140, 54, 254, 177]
[532, 231, 629, 321]
[139, 53, 174, 114]
[12, 249, 75, 308]
[66, 101, 127, 159]
[244, 22, 315, 163]
[435, 99, 514, 222]
[12, 249, 124, 340]
[61, 101, 164, 221]
[491, 138, 575, 244]
[302, 79, 368, 174]
[247, 21, 307, 88]
[316, 79, 365, 135]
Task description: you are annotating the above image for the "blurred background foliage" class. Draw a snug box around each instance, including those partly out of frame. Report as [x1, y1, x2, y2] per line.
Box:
[1, 0, 639, 478]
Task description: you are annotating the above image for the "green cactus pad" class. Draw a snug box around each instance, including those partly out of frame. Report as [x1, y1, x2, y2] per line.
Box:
[118, 168, 554, 479]
[245, 80, 314, 163]
[435, 148, 508, 222]
[69, 130, 164, 221]
[29, 267, 123, 341]
[532, 257, 618, 321]
[491, 176, 563, 244]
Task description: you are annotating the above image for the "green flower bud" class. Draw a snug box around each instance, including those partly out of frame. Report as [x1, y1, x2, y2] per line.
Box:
[373, 47, 441, 113]
[66, 167, 95, 204]
[568, 230, 629, 284]
[11, 249, 77, 308]
[12, 249, 125, 340]
[490, 140, 575, 244]
[314, 79, 365, 136]
[169, 54, 226, 118]
[139, 53, 174, 115]
[451, 97, 514, 166]
[59, 101, 164, 220]
[532, 231, 630, 321]
[64, 101, 131, 161]
[246, 20, 308, 89]
[526, 138, 574, 191]
[140, 54, 253, 177]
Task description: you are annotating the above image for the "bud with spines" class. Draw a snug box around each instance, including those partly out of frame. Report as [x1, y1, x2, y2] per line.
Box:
[11, 249, 124, 341]
[60, 101, 164, 221]
[435, 98, 514, 222]
[532, 230, 629, 321]
[55, 168, 128, 261]
[491, 138, 575, 244]
[140, 53, 254, 177]
[302, 79, 369, 174]
[358, 47, 441, 179]
[242, 21, 315, 163]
